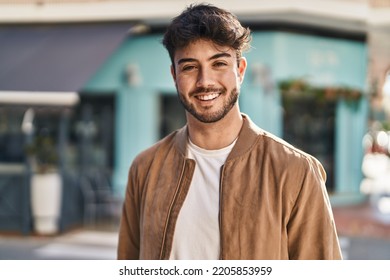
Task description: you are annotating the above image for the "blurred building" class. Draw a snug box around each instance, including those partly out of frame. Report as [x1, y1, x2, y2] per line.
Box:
[1, 0, 390, 234]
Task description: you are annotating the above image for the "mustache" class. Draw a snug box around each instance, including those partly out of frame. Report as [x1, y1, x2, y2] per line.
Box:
[190, 87, 226, 96]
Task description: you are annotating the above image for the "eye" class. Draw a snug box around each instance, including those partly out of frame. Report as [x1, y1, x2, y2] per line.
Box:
[213, 61, 228, 68]
[181, 64, 197, 72]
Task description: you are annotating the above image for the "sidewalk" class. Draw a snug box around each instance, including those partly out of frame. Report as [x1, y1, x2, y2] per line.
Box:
[333, 201, 390, 240]
[34, 229, 118, 260]
[0, 224, 119, 260]
[2, 202, 390, 260]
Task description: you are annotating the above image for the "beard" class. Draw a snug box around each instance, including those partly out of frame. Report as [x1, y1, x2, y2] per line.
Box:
[178, 87, 239, 123]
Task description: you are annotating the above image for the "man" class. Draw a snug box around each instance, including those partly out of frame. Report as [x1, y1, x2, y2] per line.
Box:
[118, 3, 342, 260]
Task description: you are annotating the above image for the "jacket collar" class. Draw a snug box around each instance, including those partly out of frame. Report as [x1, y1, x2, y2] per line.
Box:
[174, 114, 263, 160]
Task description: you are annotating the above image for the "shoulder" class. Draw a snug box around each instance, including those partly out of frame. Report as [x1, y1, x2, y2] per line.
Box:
[241, 116, 326, 182]
[260, 130, 325, 179]
[248, 124, 328, 208]
[133, 132, 177, 167]
[130, 126, 186, 173]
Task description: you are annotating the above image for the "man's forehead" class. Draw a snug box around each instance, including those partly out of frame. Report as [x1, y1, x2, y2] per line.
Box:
[173, 39, 236, 63]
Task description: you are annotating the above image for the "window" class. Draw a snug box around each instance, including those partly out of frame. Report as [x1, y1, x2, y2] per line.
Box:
[283, 94, 336, 192]
[70, 94, 115, 171]
[159, 94, 186, 139]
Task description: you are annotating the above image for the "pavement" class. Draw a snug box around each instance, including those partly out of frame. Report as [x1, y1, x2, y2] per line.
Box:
[0, 226, 118, 260]
[333, 200, 390, 240]
[332, 200, 390, 259]
[1, 200, 390, 260]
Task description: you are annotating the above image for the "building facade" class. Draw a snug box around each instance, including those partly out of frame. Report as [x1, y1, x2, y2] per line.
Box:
[1, 0, 390, 233]
[83, 29, 368, 205]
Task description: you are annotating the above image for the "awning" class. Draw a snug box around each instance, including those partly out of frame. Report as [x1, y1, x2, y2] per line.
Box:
[0, 91, 79, 106]
[0, 23, 130, 92]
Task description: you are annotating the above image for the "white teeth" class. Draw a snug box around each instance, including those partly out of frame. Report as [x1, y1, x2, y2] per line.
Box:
[197, 93, 219, 101]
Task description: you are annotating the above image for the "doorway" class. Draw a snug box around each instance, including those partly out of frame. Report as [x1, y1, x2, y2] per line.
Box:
[282, 95, 336, 192]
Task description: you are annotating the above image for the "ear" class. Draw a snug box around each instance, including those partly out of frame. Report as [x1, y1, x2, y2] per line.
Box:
[237, 57, 247, 84]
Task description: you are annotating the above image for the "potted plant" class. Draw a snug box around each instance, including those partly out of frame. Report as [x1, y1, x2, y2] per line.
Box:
[26, 130, 63, 235]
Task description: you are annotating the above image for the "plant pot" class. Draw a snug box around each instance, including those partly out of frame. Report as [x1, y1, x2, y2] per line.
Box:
[30, 172, 62, 235]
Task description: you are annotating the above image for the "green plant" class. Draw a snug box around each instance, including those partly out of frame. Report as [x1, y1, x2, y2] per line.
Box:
[25, 133, 58, 174]
[278, 78, 363, 102]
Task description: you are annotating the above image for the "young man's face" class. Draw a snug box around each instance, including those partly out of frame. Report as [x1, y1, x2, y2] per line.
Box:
[171, 39, 247, 123]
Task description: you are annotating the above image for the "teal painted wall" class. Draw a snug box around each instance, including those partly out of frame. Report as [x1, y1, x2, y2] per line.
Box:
[278, 32, 368, 198]
[240, 32, 282, 136]
[84, 34, 175, 195]
[243, 31, 367, 199]
[85, 31, 368, 199]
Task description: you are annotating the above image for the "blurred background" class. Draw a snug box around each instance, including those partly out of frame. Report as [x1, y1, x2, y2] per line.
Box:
[1, 0, 390, 260]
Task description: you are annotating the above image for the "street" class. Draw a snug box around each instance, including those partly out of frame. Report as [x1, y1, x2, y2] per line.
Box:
[0, 229, 117, 260]
[1, 229, 390, 260]
[340, 236, 390, 259]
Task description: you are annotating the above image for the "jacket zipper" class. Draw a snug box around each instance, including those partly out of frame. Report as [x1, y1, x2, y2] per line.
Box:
[218, 164, 226, 260]
[159, 159, 187, 260]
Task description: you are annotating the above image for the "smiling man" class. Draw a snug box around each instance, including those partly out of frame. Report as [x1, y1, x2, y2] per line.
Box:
[117, 3, 342, 260]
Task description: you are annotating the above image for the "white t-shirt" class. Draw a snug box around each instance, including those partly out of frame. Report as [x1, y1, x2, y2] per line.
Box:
[169, 139, 236, 260]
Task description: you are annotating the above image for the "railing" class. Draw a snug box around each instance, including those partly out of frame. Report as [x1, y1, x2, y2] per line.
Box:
[0, 163, 30, 235]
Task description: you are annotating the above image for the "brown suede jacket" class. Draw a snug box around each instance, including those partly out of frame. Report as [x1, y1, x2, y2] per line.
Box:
[117, 115, 342, 260]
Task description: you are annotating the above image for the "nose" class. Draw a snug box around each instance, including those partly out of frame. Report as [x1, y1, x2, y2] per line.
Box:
[196, 67, 215, 88]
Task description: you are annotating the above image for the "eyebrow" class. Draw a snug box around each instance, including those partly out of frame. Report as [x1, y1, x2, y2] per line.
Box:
[177, 52, 232, 65]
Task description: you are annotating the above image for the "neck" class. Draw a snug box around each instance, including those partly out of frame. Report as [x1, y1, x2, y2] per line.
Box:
[186, 107, 243, 150]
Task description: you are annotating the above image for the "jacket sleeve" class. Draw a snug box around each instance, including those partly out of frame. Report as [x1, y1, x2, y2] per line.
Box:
[117, 164, 141, 260]
[287, 157, 342, 260]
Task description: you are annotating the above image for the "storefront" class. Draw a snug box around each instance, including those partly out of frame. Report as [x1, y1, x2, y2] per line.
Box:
[0, 22, 128, 234]
[84, 28, 368, 205]
[0, 92, 80, 234]
[0, 23, 369, 235]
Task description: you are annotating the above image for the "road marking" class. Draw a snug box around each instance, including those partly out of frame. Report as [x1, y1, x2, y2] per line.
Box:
[34, 231, 118, 259]
[53, 230, 118, 247]
[34, 243, 116, 259]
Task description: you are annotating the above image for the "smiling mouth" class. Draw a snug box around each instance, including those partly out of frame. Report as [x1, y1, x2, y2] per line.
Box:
[196, 93, 220, 101]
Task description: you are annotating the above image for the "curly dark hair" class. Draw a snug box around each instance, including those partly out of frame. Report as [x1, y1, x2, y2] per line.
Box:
[162, 3, 251, 67]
